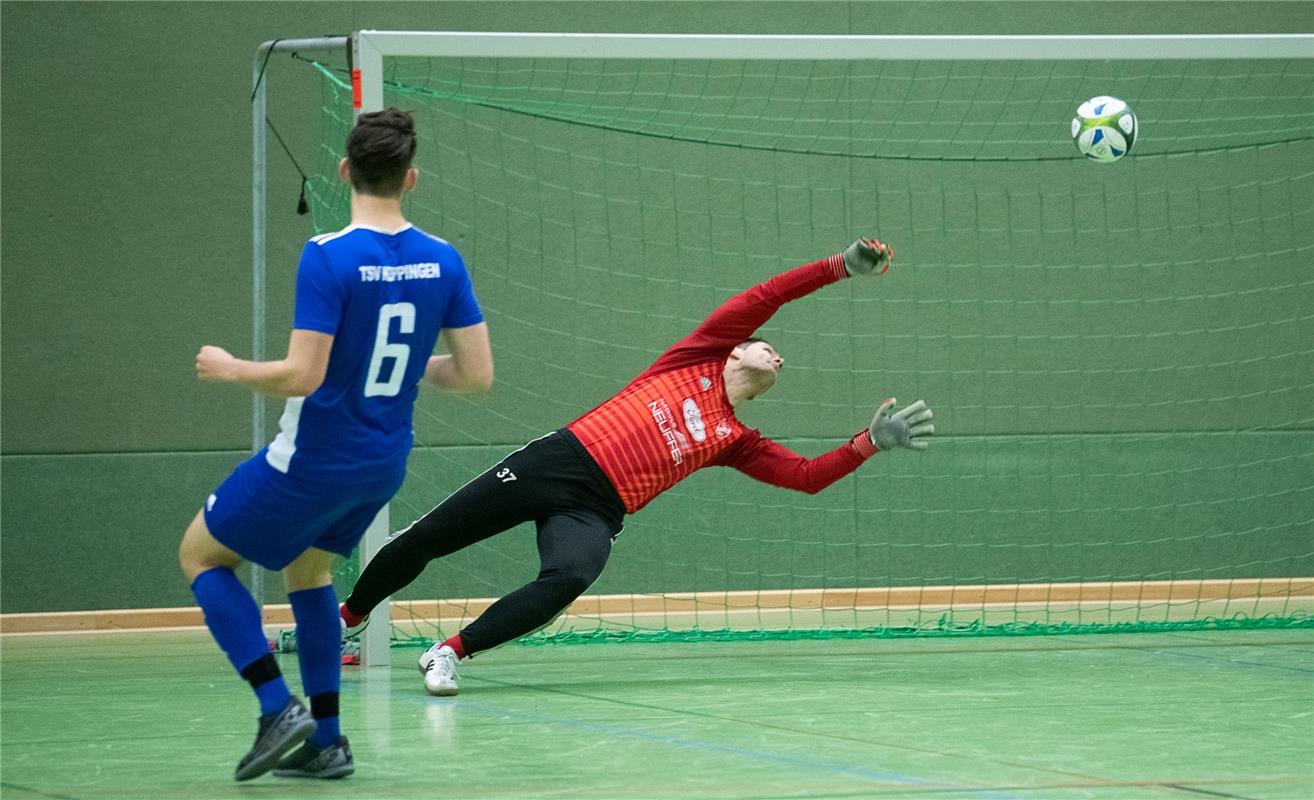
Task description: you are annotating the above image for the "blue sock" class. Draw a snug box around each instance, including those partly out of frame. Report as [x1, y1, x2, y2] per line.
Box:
[192, 567, 290, 715]
[289, 585, 342, 746]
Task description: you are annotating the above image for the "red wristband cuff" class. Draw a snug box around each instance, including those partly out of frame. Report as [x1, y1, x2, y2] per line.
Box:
[826, 253, 850, 282]
[850, 429, 878, 458]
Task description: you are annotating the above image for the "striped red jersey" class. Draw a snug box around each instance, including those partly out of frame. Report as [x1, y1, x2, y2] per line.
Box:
[568, 254, 879, 513]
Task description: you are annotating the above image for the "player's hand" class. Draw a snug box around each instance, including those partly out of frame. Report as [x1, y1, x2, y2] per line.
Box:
[196, 345, 237, 382]
[843, 237, 893, 276]
[868, 398, 934, 451]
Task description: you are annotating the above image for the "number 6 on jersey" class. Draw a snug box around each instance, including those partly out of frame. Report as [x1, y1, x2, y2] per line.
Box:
[364, 302, 415, 397]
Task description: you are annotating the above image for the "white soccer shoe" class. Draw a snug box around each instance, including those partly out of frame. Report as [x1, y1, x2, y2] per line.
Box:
[417, 643, 460, 696]
[338, 604, 369, 640]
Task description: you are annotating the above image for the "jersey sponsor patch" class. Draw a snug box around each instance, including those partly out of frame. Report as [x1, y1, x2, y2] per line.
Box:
[647, 398, 686, 465]
[682, 398, 707, 443]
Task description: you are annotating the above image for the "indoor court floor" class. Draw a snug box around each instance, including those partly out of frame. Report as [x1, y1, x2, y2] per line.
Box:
[1, 628, 1311, 799]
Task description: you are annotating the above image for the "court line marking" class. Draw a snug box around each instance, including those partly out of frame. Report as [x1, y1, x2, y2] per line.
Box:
[454, 662, 1308, 797]
[451, 702, 1025, 800]
[1130, 646, 1314, 674]
[372, 685, 1024, 800]
[465, 672, 1122, 783]
[1160, 783, 1259, 800]
[0, 782, 83, 800]
[382, 683, 1309, 800]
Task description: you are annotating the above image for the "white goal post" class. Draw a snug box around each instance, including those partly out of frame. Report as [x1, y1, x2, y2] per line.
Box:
[252, 30, 1313, 666]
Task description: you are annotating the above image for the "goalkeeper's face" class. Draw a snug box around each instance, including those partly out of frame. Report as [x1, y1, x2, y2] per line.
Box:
[730, 341, 784, 396]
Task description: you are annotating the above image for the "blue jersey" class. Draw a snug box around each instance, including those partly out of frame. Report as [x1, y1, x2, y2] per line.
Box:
[264, 223, 483, 481]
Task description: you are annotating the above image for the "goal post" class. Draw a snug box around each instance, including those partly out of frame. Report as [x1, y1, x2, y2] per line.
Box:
[254, 31, 1314, 665]
[250, 35, 354, 658]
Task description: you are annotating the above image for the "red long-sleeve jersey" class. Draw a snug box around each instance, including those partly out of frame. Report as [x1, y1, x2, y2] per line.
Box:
[567, 253, 879, 513]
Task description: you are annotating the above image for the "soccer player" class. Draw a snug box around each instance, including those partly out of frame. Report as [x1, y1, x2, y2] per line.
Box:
[178, 108, 492, 781]
[340, 237, 934, 696]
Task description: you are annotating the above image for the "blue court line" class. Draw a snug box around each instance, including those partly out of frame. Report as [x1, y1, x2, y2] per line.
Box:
[1140, 647, 1314, 675]
[0, 782, 83, 800]
[385, 687, 1026, 800]
[445, 698, 1021, 798]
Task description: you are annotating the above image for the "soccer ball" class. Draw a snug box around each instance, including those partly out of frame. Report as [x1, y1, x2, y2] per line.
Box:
[1071, 96, 1137, 163]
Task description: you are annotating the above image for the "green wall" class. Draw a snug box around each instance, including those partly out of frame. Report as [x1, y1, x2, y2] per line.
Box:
[3, 2, 1311, 613]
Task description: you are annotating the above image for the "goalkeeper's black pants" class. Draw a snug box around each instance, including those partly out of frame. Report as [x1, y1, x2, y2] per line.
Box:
[345, 428, 626, 656]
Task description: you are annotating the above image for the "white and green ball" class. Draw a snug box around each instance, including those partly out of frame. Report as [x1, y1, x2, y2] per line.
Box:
[1071, 96, 1137, 163]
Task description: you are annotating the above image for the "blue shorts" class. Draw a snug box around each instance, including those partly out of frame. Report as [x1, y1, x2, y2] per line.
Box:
[204, 451, 406, 571]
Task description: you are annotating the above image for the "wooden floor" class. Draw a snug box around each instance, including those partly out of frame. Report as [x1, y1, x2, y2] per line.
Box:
[1, 628, 1312, 799]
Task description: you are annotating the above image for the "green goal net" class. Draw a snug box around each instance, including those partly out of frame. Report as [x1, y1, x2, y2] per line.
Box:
[295, 41, 1313, 648]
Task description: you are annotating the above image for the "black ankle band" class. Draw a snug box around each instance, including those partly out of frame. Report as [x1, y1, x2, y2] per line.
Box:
[310, 692, 340, 719]
[239, 653, 282, 689]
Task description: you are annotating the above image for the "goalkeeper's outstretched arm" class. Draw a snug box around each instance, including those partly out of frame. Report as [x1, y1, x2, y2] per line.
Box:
[640, 238, 894, 376]
[718, 397, 934, 494]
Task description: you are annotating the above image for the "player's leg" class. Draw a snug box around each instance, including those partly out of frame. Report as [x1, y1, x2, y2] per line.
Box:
[465, 509, 615, 650]
[342, 440, 555, 624]
[179, 512, 294, 715]
[419, 509, 615, 695]
[274, 547, 354, 779]
[179, 510, 314, 780]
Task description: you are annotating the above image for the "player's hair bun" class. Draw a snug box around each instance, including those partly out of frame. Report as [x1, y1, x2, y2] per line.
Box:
[346, 107, 418, 195]
[359, 107, 415, 136]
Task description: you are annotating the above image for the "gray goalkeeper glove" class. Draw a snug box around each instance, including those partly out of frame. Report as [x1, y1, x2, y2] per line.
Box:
[868, 398, 934, 451]
[843, 237, 894, 276]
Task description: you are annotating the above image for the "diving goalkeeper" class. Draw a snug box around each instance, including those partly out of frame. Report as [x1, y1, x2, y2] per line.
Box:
[341, 238, 935, 695]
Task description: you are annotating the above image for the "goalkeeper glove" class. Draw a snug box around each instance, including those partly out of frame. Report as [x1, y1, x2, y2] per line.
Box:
[868, 398, 934, 451]
[843, 237, 894, 276]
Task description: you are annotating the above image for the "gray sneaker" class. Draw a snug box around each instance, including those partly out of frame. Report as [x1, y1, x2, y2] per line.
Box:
[274, 736, 354, 779]
[233, 697, 316, 781]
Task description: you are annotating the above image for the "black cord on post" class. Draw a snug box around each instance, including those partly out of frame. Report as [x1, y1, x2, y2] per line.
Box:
[251, 38, 281, 103]
[254, 39, 311, 215]
[266, 117, 311, 215]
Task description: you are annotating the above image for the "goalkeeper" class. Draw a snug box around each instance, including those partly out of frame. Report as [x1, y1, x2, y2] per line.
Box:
[341, 238, 934, 695]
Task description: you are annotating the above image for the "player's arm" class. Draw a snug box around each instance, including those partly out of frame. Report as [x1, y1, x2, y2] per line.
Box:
[424, 322, 494, 392]
[195, 239, 343, 397]
[646, 238, 892, 372]
[195, 329, 333, 398]
[721, 397, 933, 494]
